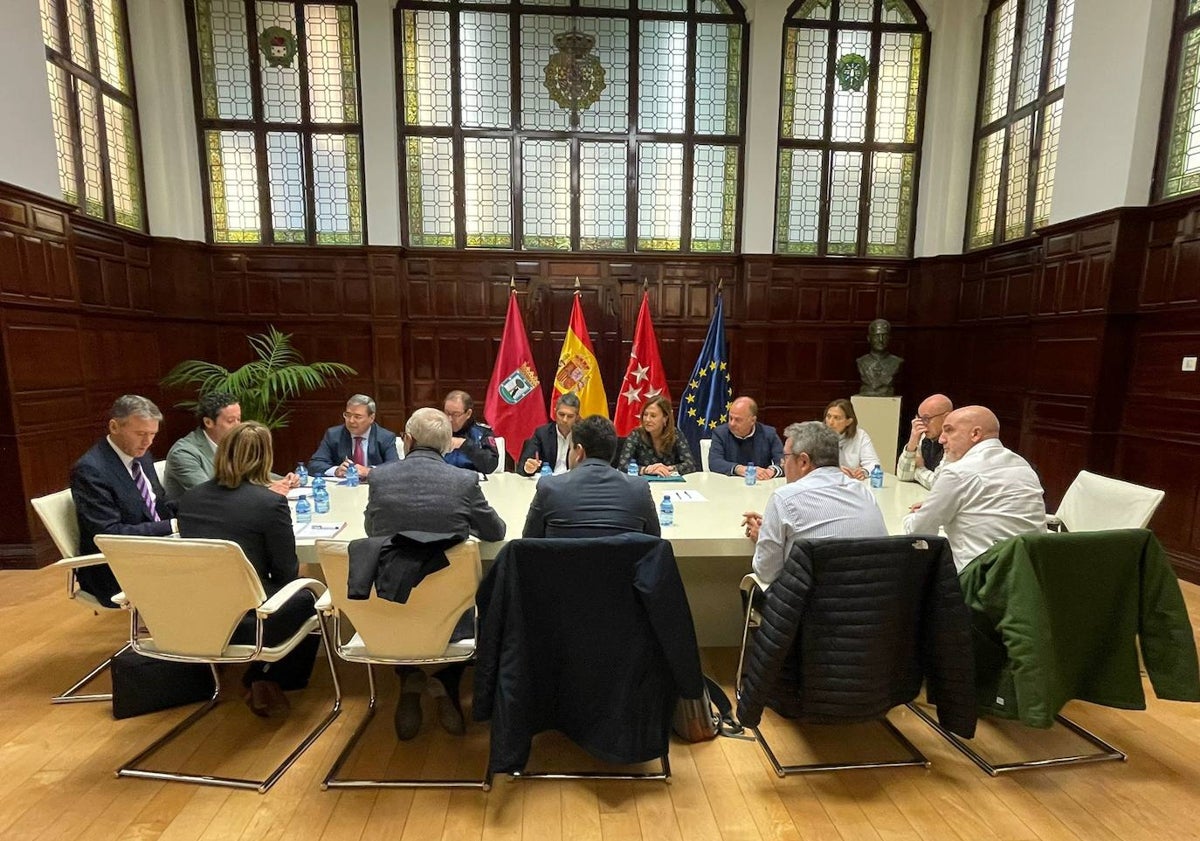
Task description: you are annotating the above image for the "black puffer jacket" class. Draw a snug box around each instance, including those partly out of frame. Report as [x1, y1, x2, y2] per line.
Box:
[737, 535, 976, 738]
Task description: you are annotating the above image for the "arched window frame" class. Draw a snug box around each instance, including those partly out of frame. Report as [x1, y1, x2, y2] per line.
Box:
[1155, 0, 1200, 201]
[185, 0, 368, 245]
[774, 0, 930, 258]
[965, 0, 1074, 251]
[395, 0, 749, 253]
[40, 0, 147, 231]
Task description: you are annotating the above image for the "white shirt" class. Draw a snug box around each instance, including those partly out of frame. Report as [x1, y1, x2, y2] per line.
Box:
[106, 436, 174, 531]
[752, 466, 888, 586]
[838, 427, 881, 474]
[554, 429, 572, 474]
[903, 438, 1046, 573]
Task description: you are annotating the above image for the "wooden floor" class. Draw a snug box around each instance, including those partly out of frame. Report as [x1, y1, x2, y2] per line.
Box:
[6, 567, 1200, 841]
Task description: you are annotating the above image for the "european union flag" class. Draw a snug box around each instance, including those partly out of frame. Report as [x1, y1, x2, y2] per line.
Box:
[678, 292, 733, 460]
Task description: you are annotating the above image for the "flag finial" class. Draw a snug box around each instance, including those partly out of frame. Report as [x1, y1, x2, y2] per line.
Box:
[717, 277, 724, 292]
[574, 276, 581, 291]
[509, 276, 515, 291]
[642, 277, 649, 292]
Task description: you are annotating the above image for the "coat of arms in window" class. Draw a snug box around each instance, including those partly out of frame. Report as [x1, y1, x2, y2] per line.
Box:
[259, 26, 298, 69]
[544, 31, 607, 128]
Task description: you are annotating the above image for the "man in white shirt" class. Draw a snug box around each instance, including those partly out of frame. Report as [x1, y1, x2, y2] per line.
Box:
[903, 405, 1045, 573]
[896, 393, 952, 490]
[517, 392, 581, 476]
[742, 421, 887, 586]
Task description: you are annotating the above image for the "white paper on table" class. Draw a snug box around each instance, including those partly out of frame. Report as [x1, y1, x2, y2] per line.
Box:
[666, 490, 707, 503]
[287, 487, 311, 501]
[293, 522, 345, 538]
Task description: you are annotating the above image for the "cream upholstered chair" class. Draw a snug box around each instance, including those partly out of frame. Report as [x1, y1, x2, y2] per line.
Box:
[315, 537, 487, 790]
[95, 534, 341, 794]
[31, 488, 130, 704]
[492, 437, 506, 474]
[1048, 471, 1165, 532]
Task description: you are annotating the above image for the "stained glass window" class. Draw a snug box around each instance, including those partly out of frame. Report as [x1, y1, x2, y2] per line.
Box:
[776, 0, 928, 257]
[1157, 1, 1200, 200]
[189, 0, 365, 244]
[397, 0, 747, 252]
[40, 0, 145, 230]
[966, 0, 1074, 249]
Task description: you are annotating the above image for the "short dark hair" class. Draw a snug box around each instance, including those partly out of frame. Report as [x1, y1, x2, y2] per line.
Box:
[196, 391, 237, 424]
[445, 389, 474, 412]
[573, 415, 618, 463]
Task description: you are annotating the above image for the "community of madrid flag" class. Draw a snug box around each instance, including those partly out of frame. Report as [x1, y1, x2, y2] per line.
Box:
[613, 292, 671, 436]
[551, 292, 609, 418]
[485, 291, 547, 465]
[677, 292, 732, 459]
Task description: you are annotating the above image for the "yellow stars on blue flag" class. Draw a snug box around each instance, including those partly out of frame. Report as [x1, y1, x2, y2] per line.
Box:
[677, 292, 732, 459]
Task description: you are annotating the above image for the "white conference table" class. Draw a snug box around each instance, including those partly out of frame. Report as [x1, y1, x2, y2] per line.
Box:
[295, 471, 927, 646]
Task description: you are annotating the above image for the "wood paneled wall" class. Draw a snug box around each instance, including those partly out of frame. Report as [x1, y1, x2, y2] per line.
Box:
[4, 181, 1200, 578]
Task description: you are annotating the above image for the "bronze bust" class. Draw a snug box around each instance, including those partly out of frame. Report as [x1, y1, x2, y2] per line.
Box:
[857, 318, 903, 397]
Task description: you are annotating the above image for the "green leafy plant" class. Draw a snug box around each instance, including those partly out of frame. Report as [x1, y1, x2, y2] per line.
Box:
[161, 326, 357, 429]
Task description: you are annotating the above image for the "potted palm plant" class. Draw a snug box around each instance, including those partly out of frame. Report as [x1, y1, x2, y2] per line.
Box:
[161, 326, 357, 429]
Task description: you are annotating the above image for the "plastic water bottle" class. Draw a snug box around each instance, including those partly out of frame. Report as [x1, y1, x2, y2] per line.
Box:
[870, 465, 884, 489]
[744, 462, 757, 486]
[344, 463, 360, 487]
[313, 483, 330, 515]
[539, 463, 552, 480]
[312, 475, 326, 493]
[296, 462, 309, 487]
[659, 495, 674, 527]
[628, 460, 639, 477]
[296, 495, 312, 525]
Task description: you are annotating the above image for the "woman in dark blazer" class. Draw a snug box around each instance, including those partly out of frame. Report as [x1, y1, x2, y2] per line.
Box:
[178, 421, 316, 717]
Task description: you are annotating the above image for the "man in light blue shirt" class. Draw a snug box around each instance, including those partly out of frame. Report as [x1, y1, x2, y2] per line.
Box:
[742, 421, 887, 586]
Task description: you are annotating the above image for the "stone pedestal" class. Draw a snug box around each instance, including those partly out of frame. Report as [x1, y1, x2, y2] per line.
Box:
[851, 395, 902, 475]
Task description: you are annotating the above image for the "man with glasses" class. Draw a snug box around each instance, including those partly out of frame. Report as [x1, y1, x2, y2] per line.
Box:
[308, 394, 401, 479]
[741, 421, 886, 587]
[442, 390, 499, 474]
[896, 394, 953, 489]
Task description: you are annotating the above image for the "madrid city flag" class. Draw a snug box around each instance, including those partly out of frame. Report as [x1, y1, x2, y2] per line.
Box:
[485, 291, 547, 464]
[613, 292, 671, 436]
[551, 293, 609, 418]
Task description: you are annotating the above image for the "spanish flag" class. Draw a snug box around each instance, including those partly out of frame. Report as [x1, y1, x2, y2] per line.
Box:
[551, 292, 609, 418]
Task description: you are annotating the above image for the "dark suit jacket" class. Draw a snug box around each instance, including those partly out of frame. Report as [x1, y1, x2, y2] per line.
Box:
[708, 422, 784, 476]
[308, 423, 400, 475]
[522, 458, 661, 538]
[363, 447, 506, 541]
[70, 438, 178, 604]
[177, 479, 299, 596]
[516, 422, 567, 477]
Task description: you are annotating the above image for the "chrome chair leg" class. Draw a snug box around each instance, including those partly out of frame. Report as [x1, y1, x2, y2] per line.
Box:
[750, 716, 929, 776]
[53, 641, 132, 704]
[905, 702, 1126, 776]
[119, 630, 342, 794]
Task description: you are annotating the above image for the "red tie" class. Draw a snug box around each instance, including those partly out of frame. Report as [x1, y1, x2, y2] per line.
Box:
[353, 436, 365, 466]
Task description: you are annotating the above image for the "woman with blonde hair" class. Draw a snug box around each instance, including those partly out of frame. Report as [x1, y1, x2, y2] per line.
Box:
[617, 395, 698, 477]
[824, 398, 880, 480]
[177, 421, 318, 717]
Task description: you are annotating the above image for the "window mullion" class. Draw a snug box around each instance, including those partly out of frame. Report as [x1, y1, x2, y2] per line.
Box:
[296, 1, 318, 245]
[627, 17, 640, 253]
[680, 17, 697, 253]
[857, 21, 882, 258]
[818, 15, 838, 256]
[242, 0, 273, 244]
[450, 5, 466, 249]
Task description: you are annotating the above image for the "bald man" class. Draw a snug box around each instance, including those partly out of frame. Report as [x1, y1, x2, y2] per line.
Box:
[902, 406, 1045, 573]
[707, 396, 784, 479]
[896, 393, 953, 489]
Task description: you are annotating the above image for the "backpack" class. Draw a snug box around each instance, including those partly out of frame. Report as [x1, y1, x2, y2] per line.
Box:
[672, 674, 744, 741]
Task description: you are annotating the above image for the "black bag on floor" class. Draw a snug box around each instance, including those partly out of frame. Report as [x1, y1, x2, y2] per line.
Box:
[673, 674, 743, 741]
[110, 650, 216, 720]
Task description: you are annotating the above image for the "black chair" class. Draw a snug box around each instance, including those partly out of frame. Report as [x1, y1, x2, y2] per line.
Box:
[736, 535, 976, 776]
[473, 534, 704, 781]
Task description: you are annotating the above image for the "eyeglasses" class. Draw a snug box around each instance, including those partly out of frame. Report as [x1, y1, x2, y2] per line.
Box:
[445, 409, 469, 420]
[343, 412, 370, 422]
[917, 411, 948, 423]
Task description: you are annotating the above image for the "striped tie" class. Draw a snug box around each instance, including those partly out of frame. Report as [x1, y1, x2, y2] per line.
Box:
[131, 460, 160, 522]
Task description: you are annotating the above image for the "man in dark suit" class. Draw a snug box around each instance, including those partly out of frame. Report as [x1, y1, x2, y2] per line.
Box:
[363, 407, 506, 740]
[708, 396, 784, 479]
[522, 415, 661, 538]
[70, 395, 179, 605]
[517, 392, 580, 476]
[308, 394, 401, 479]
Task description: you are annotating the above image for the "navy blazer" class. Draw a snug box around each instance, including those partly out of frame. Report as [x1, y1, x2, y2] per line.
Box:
[516, 422, 566, 476]
[707, 422, 784, 476]
[70, 438, 177, 604]
[308, 423, 400, 475]
[522, 458, 661, 538]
